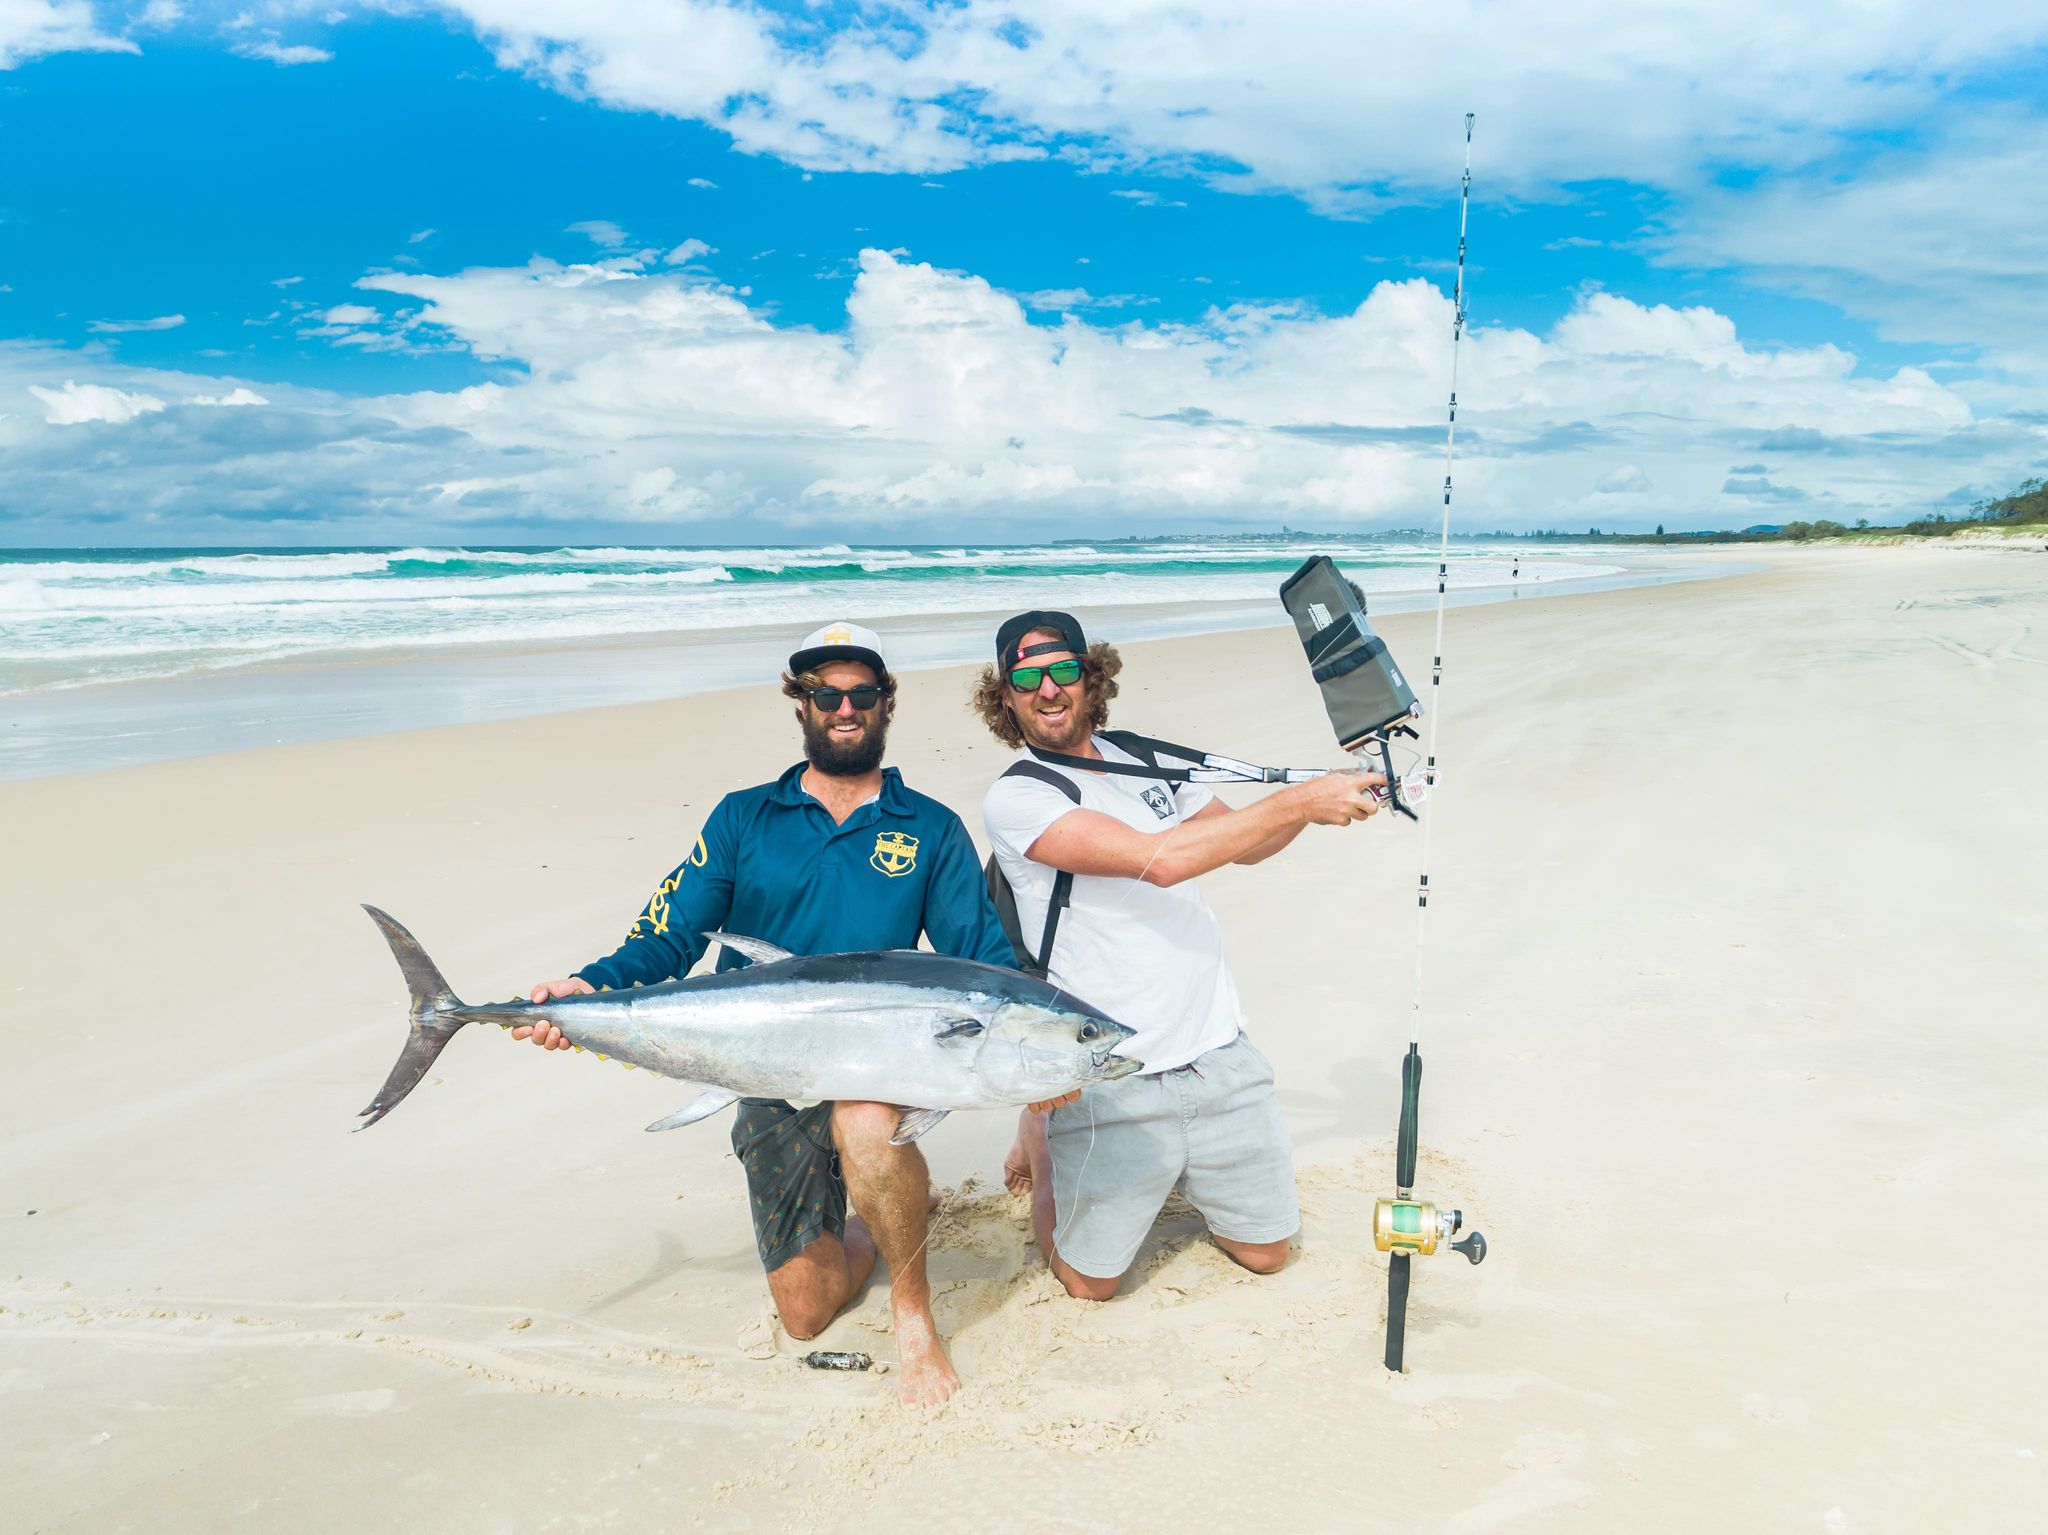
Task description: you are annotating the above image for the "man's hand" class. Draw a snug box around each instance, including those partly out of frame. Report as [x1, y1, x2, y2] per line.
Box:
[1026, 1090, 1081, 1114]
[514, 976, 593, 1050]
[1286, 769, 1386, 826]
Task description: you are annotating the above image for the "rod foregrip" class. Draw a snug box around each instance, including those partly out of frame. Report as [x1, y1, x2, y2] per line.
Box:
[1384, 1252, 1411, 1371]
[1395, 1044, 1422, 1194]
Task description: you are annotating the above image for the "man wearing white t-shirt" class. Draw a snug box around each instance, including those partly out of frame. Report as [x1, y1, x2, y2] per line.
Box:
[974, 610, 1384, 1300]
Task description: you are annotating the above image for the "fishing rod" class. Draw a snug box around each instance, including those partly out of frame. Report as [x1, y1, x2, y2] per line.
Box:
[1376, 112, 1488, 1374]
[1035, 130, 1489, 1369]
[1119, 120, 1490, 1369]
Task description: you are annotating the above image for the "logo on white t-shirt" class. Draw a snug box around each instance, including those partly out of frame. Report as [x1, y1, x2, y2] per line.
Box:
[1139, 785, 1173, 819]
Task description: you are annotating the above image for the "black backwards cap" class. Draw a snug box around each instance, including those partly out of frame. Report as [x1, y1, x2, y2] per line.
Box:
[996, 610, 1087, 667]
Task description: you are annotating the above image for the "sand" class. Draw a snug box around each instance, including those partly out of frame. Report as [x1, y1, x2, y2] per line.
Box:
[2, 544, 2042, 1532]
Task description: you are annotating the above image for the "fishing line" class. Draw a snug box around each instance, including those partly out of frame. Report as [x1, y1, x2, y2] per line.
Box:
[1039, 768, 1357, 1256]
[1406, 111, 1475, 1061]
[1042, 814, 1173, 1255]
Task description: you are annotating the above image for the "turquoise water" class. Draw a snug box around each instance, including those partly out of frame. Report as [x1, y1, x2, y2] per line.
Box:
[0, 540, 1616, 694]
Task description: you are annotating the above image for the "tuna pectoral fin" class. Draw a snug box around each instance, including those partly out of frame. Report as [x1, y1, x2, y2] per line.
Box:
[356, 904, 467, 1132]
[933, 1018, 984, 1041]
[704, 931, 794, 967]
[890, 1107, 951, 1146]
[645, 1088, 741, 1132]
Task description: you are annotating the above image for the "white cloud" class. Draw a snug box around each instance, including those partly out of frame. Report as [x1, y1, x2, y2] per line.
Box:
[566, 219, 630, 249]
[8, 247, 2033, 542]
[87, 314, 187, 333]
[186, 386, 269, 406]
[271, 275, 304, 287]
[687, 177, 718, 190]
[320, 304, 381, 325]
[1017, 287, 1145, 312]
[424, 1, 2048, 200]
[664, 238, 715, 265]
[0, 0, 136, 68]
[235, 40, 334, 65]
[138, 0, 183, 27]
[409, 228, 437, 244]
[1111, 189, 1186, 209]
[396, 0, 2048, 394]
[28, 380, 167, 425]
[1658, 115, 2048, 388]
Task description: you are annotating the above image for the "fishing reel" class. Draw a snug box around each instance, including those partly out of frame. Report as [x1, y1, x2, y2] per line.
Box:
[1372, 1197, 1486, 1263]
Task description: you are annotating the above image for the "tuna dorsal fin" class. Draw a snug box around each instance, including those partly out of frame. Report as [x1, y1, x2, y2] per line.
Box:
[705, 931, 795, 967]
[645, 1088, 741, 1132]
[890, 1107, 951, 1146]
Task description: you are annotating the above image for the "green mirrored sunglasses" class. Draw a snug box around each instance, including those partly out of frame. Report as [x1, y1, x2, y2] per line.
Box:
[1007, 658, 1084, 691]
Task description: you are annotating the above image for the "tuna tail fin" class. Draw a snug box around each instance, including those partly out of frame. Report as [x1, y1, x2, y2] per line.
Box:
[356, 904, 468, 1131]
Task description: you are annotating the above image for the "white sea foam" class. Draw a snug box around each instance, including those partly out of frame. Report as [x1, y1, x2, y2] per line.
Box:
[0, 542, 1622, 693]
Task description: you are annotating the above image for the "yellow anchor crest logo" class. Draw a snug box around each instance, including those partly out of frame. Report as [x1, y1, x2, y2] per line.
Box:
[870, 830, 919, 878]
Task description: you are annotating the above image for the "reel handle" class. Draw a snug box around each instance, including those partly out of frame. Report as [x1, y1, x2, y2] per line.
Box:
[1452, 1230, 1487, 1265]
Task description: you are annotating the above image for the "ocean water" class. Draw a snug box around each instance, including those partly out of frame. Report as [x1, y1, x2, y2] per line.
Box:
[0, 540, 1617, 696]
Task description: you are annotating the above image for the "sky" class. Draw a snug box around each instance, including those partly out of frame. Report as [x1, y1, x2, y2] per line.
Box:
[2, 1, 2046, 545]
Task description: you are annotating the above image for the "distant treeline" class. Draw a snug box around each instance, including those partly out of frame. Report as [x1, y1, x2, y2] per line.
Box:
[1503, 475, 2048, 544]
[1103, 478, 2048, 546]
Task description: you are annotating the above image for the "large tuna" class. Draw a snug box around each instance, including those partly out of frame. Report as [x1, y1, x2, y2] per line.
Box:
[356, 905, 1141, 1143]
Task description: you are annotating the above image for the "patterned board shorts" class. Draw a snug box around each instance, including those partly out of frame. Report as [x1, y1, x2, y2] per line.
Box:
[731, 1098, 847, 1273]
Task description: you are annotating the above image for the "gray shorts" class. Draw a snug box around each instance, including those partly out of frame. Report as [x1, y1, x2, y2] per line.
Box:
[1046, 1032, 1299, 1280]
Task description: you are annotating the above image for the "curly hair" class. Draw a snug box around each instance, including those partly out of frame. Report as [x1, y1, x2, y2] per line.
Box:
[970, 642, 1121, 747]
[780, 667, 899, 722]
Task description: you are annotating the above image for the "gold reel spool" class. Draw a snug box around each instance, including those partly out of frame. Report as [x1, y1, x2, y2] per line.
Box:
[1373, 1197, 1486, 1263]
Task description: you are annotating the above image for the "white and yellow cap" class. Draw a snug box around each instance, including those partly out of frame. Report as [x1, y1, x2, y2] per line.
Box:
[789, 620, 888, 679]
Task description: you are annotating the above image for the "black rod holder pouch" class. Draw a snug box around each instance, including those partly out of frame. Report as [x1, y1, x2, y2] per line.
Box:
[1278, 556, 1421, 752]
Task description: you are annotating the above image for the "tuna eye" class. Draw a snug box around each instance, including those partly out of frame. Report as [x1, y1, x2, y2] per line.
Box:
[1078, 1021, 1100, 1042]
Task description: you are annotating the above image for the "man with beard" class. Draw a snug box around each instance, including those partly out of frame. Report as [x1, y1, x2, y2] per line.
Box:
[517, 622, 1013, 1406]
[974, 611, 1382, 1300]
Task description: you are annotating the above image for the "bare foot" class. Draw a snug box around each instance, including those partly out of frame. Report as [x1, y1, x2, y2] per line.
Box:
[1001, 1108, 1035, 1194]
[893, 1304, 960, 1407]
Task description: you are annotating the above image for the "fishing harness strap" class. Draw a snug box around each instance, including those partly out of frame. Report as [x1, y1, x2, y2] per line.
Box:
[984, 729, 1182, 978]
[1026, 725, 1417, 818]
[1020, 729, 1327, 787]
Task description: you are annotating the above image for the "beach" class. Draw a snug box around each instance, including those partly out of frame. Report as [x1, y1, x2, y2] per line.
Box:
[3, 544, 2042, 1531]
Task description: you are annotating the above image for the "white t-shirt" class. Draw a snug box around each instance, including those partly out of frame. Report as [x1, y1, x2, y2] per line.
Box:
[982, 737, 1248, 1075]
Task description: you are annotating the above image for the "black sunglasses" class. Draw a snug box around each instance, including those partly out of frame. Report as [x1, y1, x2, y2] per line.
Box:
[805, 683, 884, 712]
[1007, 658, 1084, 691]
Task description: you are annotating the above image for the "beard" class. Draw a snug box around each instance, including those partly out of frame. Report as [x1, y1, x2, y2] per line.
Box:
[1015, 692, 1090, 753]
[802, 708, 890, 776]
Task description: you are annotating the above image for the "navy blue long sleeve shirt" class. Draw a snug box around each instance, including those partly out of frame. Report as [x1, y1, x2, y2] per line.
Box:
[578, 763, 1014, 989]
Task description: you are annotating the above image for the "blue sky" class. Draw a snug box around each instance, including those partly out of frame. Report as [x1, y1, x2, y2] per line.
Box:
[2, 2, 2044, 543]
